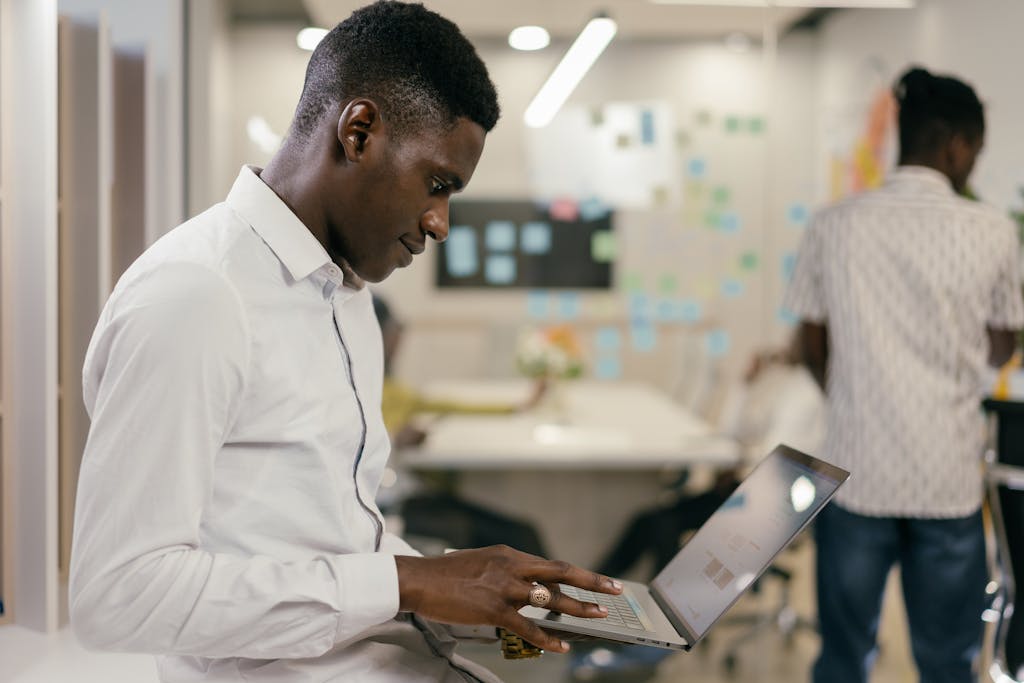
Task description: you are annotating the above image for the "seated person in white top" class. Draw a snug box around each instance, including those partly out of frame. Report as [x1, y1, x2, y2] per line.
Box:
[68, 3, 622, 681]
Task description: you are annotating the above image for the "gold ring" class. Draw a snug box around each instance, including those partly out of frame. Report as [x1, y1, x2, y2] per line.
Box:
[528, 583, 552, 608]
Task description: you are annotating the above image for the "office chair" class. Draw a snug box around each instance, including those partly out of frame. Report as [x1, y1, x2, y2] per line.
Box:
[981, 402, 1024, 683]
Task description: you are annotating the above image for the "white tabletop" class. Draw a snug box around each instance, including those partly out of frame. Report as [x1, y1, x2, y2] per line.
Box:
[396, 379, 740, 470]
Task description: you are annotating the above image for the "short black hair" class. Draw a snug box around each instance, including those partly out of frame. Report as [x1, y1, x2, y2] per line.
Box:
[291, 1, 500, 142]
[893, 66, 984, 158]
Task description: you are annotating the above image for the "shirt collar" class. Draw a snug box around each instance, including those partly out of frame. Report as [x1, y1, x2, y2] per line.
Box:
[225, 165, 364, 290]
[885, 165, 956, 196]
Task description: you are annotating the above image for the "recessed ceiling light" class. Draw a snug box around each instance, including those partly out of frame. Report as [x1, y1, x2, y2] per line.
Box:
[509, 25, 551, 51]
[296, 27, 328, 51]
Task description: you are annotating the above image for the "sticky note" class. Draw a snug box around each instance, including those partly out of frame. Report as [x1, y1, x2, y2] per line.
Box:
[521, 221, 552, 254]
[677, 299, 703, 323]
[782, 251, 797, 281]
[579, 197, 610, 221]
[778, 307, 799, 326]
[595, 354, 623, 380]
[740, 251, 759, 271]
[485, 221, 516, 251]
[549, 198, 579, 222]
[705, 329, 731, 357]
[629, 293, 650, 320]
[623, 272, 644, 292]
[527, 291, 549, 319]
[595, 326, 622, 351]
[712, 187, 731, 206]
[484, 254, 516, 285]
[657, 273, 678, 294]
[558, 292, 581, 320]
[590, 107, 605, 126]
[445, 226, 477, 277]
[749, 117, 766, 134]
[721, 278, 744, 298]
[640, 109, 656, 145]
[718, 213, 741, 234]
[695, 109, 712, 126]
[591, 231, 617, 262]
[724, 116, 741, 133]
[654, 298, 677, 321]
[631, 323, 658, 352]
[787, 203, 809, 225]
[687, 158, 707, 178]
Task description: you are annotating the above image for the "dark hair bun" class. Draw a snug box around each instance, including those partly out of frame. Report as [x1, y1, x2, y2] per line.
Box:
[894, 67, 933, 104]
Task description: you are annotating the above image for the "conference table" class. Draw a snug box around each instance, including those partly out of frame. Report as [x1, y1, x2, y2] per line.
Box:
[394, 379, 741, 567]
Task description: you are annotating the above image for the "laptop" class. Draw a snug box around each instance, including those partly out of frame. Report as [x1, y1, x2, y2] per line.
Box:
[521, 444, 849, 650]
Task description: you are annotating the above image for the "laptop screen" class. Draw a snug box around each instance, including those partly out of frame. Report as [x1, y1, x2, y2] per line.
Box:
[650, 445, 848, 641]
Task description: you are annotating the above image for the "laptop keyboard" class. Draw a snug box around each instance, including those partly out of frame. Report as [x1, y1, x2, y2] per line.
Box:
[558, 584, 652, 631]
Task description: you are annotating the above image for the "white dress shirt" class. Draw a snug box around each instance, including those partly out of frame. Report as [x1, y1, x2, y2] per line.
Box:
[70, 166, 499, 682]
[784, 166, 1024, 518]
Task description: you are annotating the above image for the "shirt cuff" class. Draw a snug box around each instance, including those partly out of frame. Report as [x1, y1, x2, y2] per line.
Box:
[333, 553, 400, 643]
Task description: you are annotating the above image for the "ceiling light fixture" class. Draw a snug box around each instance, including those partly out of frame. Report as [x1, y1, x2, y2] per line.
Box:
[524, 16, 617, 128]
[509, 25, 551, 51]
[296, 27, 328, 51]
[649, 0, 914, 6]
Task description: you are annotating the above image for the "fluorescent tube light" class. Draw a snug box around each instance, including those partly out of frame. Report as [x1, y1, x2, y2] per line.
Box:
[509, 25, 551, 51]
[297, 27, 328, 51]
[524, 16, 617, 128]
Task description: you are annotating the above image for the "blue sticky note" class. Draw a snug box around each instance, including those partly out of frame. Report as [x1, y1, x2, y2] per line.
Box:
[485, 254, 516, 285]
[595, 354, 623, 380]
[778, 307, 799, 326]
[654, 298, 676, 321]
[788, 204, 809, 225]
[527, 291, 549, 319]
[521, 221, 552, 254]
[558, 292, 581, 320]
[721, 278, 744, 298]
[687, 158, 707, 178]
[677, 299, 703, 323]
[579, 197, 609, 222]
[446, 226, 478, 277]
[629, 293, 651, 321]
[705, 329, 731, 358]
[718, 213, 741, 234]
[640, 109, 656, 145]
[595, 327, 622, 351]
[631, 323, 657, 353]
[485, 221, 516, 251]
[782, 251, 797, 281]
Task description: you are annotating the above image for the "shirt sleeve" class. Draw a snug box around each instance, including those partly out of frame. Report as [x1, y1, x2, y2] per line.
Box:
[986, 218, 1024, 330]
[783, 218, 828, 323]
[69, 261, 399, 659]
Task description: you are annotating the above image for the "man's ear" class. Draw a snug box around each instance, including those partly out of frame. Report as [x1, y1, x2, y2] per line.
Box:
[337, 99, 381, 162]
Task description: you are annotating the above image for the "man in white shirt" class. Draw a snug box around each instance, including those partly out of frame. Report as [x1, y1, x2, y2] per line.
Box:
[785, 66, 1024, 683]
[68, 3, 621, 681]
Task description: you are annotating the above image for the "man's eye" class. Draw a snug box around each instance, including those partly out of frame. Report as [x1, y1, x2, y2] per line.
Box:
[430, 178, 447, 193]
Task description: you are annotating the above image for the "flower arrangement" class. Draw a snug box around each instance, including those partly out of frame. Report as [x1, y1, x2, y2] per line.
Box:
[515, 325, 585, 380]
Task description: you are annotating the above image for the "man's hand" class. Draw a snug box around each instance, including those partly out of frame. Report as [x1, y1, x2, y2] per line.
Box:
[395, 545, 622, 653]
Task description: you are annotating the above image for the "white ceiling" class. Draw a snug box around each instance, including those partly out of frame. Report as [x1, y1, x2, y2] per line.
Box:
[301, 0, 812, 41]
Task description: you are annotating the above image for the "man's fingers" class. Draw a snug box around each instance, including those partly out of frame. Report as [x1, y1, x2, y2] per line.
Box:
[542, 590, 609, 619]
[501, 613, 570, 654]
[521, 560, 623, 595]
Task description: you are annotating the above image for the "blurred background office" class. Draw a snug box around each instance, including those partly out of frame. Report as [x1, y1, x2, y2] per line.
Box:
[1, 0, 1023, 681]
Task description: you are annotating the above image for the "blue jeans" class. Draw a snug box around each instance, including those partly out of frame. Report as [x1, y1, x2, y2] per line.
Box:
[812, 503, 986, 683]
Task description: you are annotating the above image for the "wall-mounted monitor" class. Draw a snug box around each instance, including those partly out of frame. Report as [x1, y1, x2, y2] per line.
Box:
[436, 200, 614, 289]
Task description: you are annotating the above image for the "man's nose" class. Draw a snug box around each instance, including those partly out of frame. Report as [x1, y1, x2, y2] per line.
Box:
[422, 202, 450, 243]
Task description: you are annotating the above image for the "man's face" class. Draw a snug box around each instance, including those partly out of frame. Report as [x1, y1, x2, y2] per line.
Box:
[325, 116, 486, 283]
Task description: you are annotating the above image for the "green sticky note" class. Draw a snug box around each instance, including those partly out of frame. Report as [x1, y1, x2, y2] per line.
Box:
[591, 231, 617, 262]
[658, 274, 678, 294]
[590, 107, 605, 126]
[740, 251, 759, 271]
[712, 186, 731, 206]
[749, 117, 766, 134]
[686, 181, 704, 200]
[725, 116, 741, 133]
[696, 109, 712, 126]
[704, 211, 720, 229]
[623, 271, 644, 292]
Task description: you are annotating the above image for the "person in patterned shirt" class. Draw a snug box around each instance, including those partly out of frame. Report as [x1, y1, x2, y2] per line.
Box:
[785, 66, 1024, 683]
